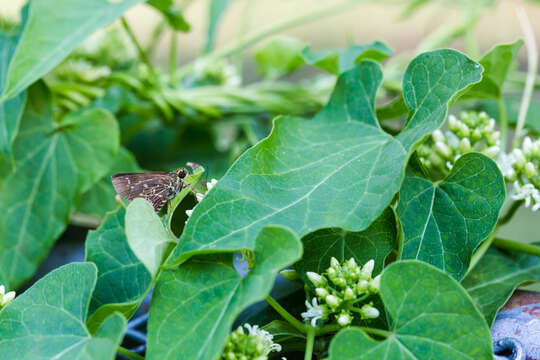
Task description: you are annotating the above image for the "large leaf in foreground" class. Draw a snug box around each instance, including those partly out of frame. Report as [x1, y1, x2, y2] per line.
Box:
[85, 207, 152, 332]
[396, 153, 505, 279]
[328, 261, 492, 360]
[0, 263, 126, 360]
[147, 226, 302, 360]
[0, 31, 26, 156]
[294, 207, 397, 279]
[169, 50, 482, 265]
[462, 244, 540, 325]
[0, 83, 119, 288]
[1, 0, 144, 101]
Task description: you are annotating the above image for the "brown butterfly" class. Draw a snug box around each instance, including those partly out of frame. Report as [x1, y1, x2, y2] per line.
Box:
[111, 168, 189, 212]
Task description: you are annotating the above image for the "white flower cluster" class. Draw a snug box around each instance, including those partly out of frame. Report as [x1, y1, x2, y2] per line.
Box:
[301, 258, 380, 328]
[186, 178, 218, 219]
[418, 112, 500, 173]
[0, 285, 15, 308]
[221, 323, 282, 360]
[189, 59, 242, 87]
[498, 137, 540, 211]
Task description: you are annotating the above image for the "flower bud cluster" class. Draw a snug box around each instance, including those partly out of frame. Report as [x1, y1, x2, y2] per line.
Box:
[220, 324, 282, 360]
[301, 258, 380, 327]
[418, 112, 500, 173]
[0, 285, 15, 308]
[498, 137, 540, 211]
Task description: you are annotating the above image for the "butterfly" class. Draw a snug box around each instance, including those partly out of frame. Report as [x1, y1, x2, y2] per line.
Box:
[111, 168, 189, 212]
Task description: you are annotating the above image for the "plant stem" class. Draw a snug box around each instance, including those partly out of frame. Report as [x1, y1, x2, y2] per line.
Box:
[498, 200, 524, 226]
[177, 0, 365, 77]
[121, 17, 156, 76]
[144, 19, 167, 57]
[514, 7, 538, 148]
[117, 346, 144, 360]
[467, 231, 497, 274]
[498, 97, 508, 152]
[317, 324, 341, 336]
[304, 326, 316, 360]
[356, 326, 392, 338]
[493, 238, 540, 257]
[264, 295, 306, 334]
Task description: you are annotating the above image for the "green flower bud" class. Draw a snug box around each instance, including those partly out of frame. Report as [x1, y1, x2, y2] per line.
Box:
[525, 162, 537, 179]
[360, 304, 380, 319]
[330, 257, 340, 268]
[325, 294, 340, 308]
[435, 141, 452, 159]
[344, 287, 355, 300]
[279, 269, 299, 281]
[337, 312, 352, 326]
[369, 274, 381, 293]
[360, 259, 374, 279]
[432, 129, 445, 143]
[357, 279, 369, 293]
[513, 149, 527, 168]
[472, 128, 482, 141]
[484, 146, 500, 159]
[458, 138, 471, 153]
[306, 271, 325, 287]
[315, 287, 329, 298]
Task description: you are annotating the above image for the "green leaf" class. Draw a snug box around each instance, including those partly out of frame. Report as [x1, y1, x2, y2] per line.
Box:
[294, 207, 397, 279]
[462, 245, 540, 325]
[1, 0, 145, 101]
[126, 198, 176, 277]
[168, 50, 482, 266]
[85, 207, 152, 333]
[396, 49, 483, 150]
[397, 153, 505, 280]
[0, 262, 126, 360]
[254, 37, 306, 79]
[148, 0, 190, 31]
[203, 0, 231, 53]
[464, 40, 523, 99]
[147, 226, 302, 360]
[0, 31, 26, 155]
[328, 261, 493, 360]
[301, 41, 392, 75]
[77, 147, 140, 219]
[166, 164, 205, 232]
[0, 83, 119, 288]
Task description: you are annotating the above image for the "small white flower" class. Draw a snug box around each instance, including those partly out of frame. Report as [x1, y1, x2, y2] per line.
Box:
[511, 181, 539, 209]
[497, 152, 516, 180]
[207, 178, 218, 191]
[302, 298, 325, 327]
[244, 324, 282, 354]
[185, 209, 193, 217]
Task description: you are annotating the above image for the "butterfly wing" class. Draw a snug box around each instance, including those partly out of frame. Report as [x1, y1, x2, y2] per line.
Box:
[111, 172, 173, 211]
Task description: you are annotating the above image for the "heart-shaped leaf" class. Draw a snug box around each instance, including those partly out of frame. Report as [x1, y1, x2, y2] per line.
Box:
[1, 0, 145, 101]
[147, 226, 302, 360]
[396, 153, 505, 279]
[0, 262, 126, 359]
[85, 207, 152, 332]
[327, 261, 493, 360]
[168, 50, 482, 266]
[77, 147, 140, 220]
[294, 207, 397, 279]
[0, 30, 26, 156]
[0, 83, 119, 288]
[462, 244, 540, 325]
[301, 41, 392, 75]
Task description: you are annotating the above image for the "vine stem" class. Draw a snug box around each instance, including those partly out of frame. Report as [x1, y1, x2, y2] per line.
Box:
[498, 200, 524, 226]
[304, 326, 316, 360]
[121, 16, 157, 77]
[177, 0, 366, 77]
[117, 346, 144, 360]
[493, 238, 540, 257]
[498, 97, 508, 152]
[169, 31, 178, 83]
[513, 6, 538, 147]
[264, 295, 306, 334]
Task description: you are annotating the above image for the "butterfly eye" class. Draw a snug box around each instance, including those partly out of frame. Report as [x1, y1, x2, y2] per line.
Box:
[177, 168, 188, 179]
